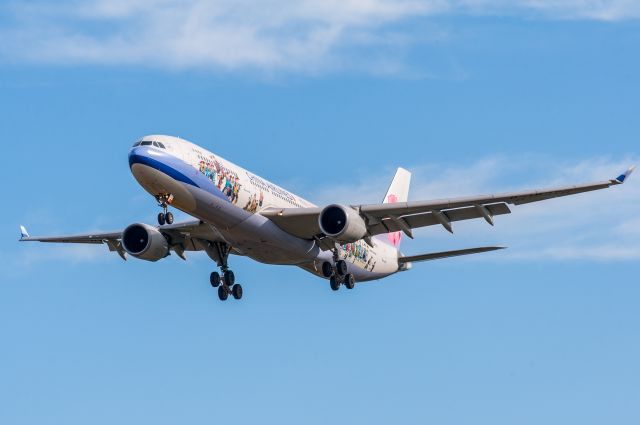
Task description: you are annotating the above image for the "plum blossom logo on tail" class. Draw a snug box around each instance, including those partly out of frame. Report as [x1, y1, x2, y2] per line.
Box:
[387, 194, 401, 247]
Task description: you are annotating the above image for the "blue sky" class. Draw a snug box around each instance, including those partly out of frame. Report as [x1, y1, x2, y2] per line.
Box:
[1, 1, 640, 424]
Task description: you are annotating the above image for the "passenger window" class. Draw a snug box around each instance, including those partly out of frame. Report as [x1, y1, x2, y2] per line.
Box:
[141, 141, 152, 146]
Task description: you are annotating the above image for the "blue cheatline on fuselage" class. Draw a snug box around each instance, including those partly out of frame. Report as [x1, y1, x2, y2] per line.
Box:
[129, 147, 230, 203]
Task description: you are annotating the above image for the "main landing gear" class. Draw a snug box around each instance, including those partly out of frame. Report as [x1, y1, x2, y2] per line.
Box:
[210, 269, 243, 301]
[156, 193, 174, 226]
[323, 250, 355, 292]
[208, 242, 243, 301]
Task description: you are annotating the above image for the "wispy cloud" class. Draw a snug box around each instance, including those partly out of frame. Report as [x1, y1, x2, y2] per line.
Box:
[313, 155, 640, 262]
[14, 243, 108, 267]
[453, 0, 640, 21]
[1, 243, 109, 280]
[0, 0, 434, 74]
[0, 0, 638, 74]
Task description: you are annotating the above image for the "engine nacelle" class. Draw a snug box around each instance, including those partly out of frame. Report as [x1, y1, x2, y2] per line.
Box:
[121, 223, 169, 262]
[318, 204, 367, 243]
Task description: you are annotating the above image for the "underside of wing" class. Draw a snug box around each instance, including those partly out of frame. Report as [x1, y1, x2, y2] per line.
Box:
[19, 220, 229, 261]
[20, 230, 122, 244]
[260, 166, 634, 248]
[360, 166, 636, 219]
[260, 207, 322, 239]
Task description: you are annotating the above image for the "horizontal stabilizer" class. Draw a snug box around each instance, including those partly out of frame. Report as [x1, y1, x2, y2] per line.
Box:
[398, 246, 505, 264]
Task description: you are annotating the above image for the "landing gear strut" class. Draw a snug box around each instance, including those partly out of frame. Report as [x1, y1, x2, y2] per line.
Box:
[210, 242, 243, 301]
[156, 194, 174, 225]
[324, 248, 356, 292]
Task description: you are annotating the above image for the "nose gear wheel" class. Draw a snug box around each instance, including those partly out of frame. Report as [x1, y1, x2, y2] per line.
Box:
[156, 194, 174, 225]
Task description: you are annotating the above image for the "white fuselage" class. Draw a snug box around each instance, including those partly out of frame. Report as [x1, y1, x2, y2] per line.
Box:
[128, 135, 400, 282]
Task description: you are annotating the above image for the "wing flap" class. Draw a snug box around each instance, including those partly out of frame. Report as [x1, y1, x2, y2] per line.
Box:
[367, 202, 511, 236]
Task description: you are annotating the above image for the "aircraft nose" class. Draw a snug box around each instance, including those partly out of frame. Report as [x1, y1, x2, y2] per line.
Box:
[129, 146, 145, 168]
[129, 145, 162, 169]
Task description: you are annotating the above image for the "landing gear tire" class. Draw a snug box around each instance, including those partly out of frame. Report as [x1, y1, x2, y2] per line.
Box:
[330, 276, 340, 291]
[344, 273, 355, 289]
[210, 243, 242, 301]
[232, 284, 243, 300]
[335, 260, 348, 277]
[224, 270, 235, 286]
[165, 211, 174, 225]
[321, 261, 333, 278]
[157, 212, 166, 226]
[210, 272, 221, 288]
[218, 285, 230, 301]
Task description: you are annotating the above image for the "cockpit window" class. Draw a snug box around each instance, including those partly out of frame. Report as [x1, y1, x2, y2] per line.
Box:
[135, 140, 166, 148]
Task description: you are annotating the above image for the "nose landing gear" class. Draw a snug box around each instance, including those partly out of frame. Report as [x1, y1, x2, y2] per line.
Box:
[156, 194, 174, 225]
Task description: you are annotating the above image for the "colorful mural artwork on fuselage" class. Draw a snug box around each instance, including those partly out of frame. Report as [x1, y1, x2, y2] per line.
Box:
[198, 157, 242, 205]
[339, 240, 377, 272]
[191, 148, 307, 214]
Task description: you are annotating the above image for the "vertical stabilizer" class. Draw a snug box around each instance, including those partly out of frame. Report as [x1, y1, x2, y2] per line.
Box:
[382, 167, 411, 247]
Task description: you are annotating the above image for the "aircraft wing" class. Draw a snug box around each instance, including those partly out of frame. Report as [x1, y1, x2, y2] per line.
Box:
[19, 220, 228, 260]
[261, 166, 636, 247]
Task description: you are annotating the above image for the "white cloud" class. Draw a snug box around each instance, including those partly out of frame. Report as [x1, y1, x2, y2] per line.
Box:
[0, 243, 109, 280]
[0, 0, 434, 73]
[0, 0, 638, 73]
[453, 0, 640, 21]
[514, 0, 640, 21]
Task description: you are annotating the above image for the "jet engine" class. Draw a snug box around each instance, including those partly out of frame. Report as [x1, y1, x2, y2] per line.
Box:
[318, 204, 367, 243]
[121, 223, 169, 261]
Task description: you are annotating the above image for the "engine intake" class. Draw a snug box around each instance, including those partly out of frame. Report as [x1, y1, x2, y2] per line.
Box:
[121, 223, 169, 261]
[318, 204, 367, 243]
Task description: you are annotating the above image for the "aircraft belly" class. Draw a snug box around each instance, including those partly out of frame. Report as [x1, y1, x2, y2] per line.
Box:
[220, 213, 320, 265]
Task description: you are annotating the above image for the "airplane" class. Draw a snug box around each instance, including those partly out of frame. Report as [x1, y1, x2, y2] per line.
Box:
[19, 135, 636, 301]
